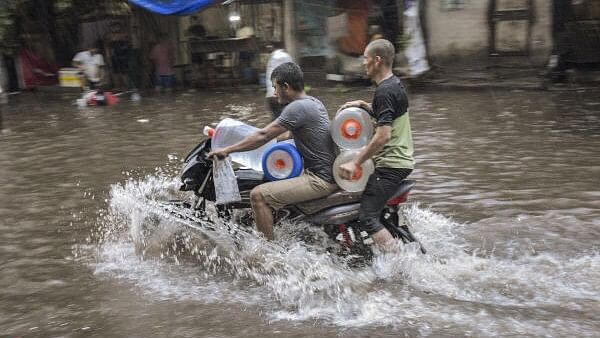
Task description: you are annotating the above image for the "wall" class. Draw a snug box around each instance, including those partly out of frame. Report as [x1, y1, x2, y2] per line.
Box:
[424, 0, 552, 66]
[528, 0, 553, 64]
[284, 0, 297, 61]
[0, 55, 6, 94]
[197, 6, 230, 38]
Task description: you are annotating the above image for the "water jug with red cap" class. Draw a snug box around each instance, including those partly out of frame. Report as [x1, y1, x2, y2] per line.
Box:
[331, 107, 373, 150]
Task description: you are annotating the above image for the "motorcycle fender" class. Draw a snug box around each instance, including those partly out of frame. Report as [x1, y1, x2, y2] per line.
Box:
[306, 203, 360, 224]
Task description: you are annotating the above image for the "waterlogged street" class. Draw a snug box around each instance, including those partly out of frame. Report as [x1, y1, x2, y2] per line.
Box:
[1, 86, 599, 337]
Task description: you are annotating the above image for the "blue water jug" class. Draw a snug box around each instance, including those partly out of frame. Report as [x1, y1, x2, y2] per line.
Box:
[262, 142, 303, 181]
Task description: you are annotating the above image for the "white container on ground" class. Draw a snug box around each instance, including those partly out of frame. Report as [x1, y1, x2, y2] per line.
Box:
[59, 68, 83, 87]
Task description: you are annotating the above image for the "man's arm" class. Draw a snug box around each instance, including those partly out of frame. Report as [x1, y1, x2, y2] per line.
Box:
[72, 56, 84, 69]
[276, 130, 292, 141]
[208, 120, 288, 159]
[339, 100, 372, 114]
[339, 125, 391, 180]
[72, 52, 84, 68]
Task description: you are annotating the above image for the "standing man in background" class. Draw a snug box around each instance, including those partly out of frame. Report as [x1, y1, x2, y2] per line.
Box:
[264, 43, 292, 119]
[338, 39, 414, 250]
[72, 43, 105, 90]
[104, 21, 131, 91]
[150, 34, 176, 92]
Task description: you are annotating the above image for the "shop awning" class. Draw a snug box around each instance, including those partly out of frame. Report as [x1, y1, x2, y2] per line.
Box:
[128, 0, 222, 16]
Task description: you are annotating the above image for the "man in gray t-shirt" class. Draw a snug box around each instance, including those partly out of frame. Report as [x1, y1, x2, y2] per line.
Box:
[209, 62, 338, 240]
[276, 96, 336, 183]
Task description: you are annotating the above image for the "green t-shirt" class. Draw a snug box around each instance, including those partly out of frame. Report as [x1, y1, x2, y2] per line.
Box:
[373, 112, 414, 169]
[371, 76, 414, 169]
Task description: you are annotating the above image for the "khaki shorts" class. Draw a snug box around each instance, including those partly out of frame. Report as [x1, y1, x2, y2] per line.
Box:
[258, 170, 339, 210]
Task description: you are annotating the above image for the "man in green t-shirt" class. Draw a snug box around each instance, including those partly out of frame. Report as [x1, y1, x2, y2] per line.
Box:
[338, 39, 414, 250]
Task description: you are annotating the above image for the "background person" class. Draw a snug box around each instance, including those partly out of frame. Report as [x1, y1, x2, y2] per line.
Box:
[104, 21, 131, 91]
[72, 43, 105, 90]
[264, 43, 292, 119]
[150, 34, 176, 92]
[338, 39, 414, 250]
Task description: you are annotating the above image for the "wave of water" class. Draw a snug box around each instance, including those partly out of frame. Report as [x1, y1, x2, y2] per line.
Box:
[80, 174, 600, 336]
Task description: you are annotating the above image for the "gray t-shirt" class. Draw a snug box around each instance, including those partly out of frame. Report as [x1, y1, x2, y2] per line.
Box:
[276, 96, 336, 183]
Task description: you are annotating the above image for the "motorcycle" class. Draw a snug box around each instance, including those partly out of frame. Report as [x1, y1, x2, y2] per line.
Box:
[160, 137, 425, 258]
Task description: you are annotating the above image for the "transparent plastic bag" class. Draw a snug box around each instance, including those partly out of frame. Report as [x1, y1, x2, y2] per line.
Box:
[212, 118, 275, 171]
[213, 157, 241, 205]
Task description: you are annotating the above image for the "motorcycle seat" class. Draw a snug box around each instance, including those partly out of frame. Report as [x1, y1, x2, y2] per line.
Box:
[296, 179, 416, 214]
[386, 180, 416, 206]
[295, 189, 362, 215]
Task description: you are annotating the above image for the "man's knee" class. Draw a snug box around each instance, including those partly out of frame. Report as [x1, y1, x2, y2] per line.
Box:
[250, 186, 265, 205]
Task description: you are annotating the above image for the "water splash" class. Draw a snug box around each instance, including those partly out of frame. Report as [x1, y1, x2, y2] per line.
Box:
[81, 174, 600, 335]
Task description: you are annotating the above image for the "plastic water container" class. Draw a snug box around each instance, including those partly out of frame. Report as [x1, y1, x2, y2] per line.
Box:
[331, 107, 373, 150]
[212, 118, 275, 171]
[262, 142, 303, 181]
[332, 149, 375, 192]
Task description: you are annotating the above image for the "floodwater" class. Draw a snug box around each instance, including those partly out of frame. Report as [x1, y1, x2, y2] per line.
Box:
[1, 85, 599, 337]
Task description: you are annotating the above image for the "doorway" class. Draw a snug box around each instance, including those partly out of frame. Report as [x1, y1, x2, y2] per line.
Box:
[488, 0, 535, 56]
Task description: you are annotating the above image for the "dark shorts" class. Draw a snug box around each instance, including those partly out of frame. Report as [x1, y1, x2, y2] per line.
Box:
[358, 167, 413, 234]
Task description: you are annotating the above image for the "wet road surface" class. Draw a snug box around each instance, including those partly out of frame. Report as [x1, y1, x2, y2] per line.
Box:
[1, 86, 599, 337]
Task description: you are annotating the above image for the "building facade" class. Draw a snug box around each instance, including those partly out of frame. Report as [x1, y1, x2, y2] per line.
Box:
[424, 0, 553, 66]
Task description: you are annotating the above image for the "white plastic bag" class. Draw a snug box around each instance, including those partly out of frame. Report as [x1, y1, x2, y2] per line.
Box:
[213, 157, 241, 205]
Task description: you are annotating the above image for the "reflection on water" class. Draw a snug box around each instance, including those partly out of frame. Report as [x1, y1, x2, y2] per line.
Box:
[1, 87, 599, 337]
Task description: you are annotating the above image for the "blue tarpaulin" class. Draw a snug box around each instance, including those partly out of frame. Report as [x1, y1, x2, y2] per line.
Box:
[129, 0, 220, 16]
